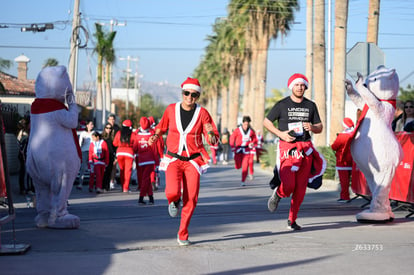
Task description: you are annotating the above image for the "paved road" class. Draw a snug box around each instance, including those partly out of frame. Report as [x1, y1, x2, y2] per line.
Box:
[1, 162, 413, 274]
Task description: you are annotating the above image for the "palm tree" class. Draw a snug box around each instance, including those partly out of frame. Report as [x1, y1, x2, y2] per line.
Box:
[331, 0, 349, 143]
[367, 0, 380, 44]
[43, 58, 59, 68]
[312, 0, 326, 146]
[93, 23, 105, 128]
[217, 19, 246, 131]
[203, 19, 233, 131]
[229, 0, 299, 133]
[194, 49, 222, 126]
[93, 23, 116, 129]
[305, 0, 313, 99]
[103, 31, 116, 119]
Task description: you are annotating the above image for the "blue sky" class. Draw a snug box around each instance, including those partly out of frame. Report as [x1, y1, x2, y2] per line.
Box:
[2, 0, 414, 95]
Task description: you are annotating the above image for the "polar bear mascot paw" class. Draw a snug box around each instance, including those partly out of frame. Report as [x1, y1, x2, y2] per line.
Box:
[345, 65, 403, 224]
[48, 213, 80, 229]
[356, 210, 395, 224]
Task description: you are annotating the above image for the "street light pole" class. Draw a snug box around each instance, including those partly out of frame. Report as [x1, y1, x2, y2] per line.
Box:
[68, 0, 80, 94]
[119, 56, 138, 116]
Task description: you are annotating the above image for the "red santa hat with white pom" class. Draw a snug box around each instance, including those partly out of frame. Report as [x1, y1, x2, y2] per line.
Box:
[342, 117, 354, 129]
[287, 73, 309, 90]
[181, 77, 201, 92]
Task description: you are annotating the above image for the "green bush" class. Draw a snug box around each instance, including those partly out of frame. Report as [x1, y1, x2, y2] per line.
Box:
[261, 143, 336, 180]
[316, 146, 336, 180]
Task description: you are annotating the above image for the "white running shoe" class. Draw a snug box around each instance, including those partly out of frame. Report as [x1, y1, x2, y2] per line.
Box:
[168, 200, 180, 217]
[267, 188, 281, 212]
[177, 236, 191, 246]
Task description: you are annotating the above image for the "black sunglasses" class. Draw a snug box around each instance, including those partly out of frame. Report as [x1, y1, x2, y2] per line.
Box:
[405, 106, 413, 109]
[183, 91, 200, 98]
[105, 126, 113, 129]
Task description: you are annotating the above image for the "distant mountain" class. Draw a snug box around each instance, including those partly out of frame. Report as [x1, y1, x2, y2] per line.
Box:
[140, 80, 181, 106]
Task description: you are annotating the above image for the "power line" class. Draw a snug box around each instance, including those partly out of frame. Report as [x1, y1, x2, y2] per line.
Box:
[1, 44, 414, 52]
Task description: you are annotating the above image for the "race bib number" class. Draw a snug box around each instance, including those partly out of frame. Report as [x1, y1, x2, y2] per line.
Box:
[159, 157, 170, 171]
[200, 164, 210, 174]
[288, 122, 304, 136]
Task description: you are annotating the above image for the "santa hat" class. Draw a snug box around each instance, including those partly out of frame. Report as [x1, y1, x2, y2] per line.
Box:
[148, 116, 155, 127]
[122, 119, 132, 128]
[181, 77, 201, 92]
[342, 117, 354, 129]
[140, 117, 150, 130]
[287, 73, 309, 90]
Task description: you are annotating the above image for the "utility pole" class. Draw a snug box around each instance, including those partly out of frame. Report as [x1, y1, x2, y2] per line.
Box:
[119, 56, 138, 116]
[327, 0, 332, 144]
[68, 0, 80, 93]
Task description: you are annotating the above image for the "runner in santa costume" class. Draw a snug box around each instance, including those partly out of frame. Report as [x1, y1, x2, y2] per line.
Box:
[264, 73, 326, 231]
[230, 116, 258, 186]
[209, 143, 219, 165]
[148, 116, 164, 191]
[88, 131, 109, 194]
[255, 130, 265, 163]
[148, 77, 219, 246]
[113, 120, 136, 193]
[134, 116, 157, 205]
[331, 117, 354, 202]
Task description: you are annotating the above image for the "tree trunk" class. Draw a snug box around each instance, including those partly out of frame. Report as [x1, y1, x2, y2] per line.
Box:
[105, 63, 112, 119]
[95, 58, 103, 129]
[313, 0, 326, 146]
[211, 90, 219, 129]
[241, 57, 252, 118]
[331, 0, 349, 143]
[252, 12, 268, 133]
[367, 0, 380, 44]
[228, 60, 240, 131]
[305, 0, 314, 99]
[254, 38, 269, 133]
[220, 85, 229, 132]
[248, 44, 259, 126]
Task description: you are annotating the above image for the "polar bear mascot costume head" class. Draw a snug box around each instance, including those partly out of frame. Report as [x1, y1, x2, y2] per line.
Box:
[26, 66, 81, 229]
[345, 65, 403, 223]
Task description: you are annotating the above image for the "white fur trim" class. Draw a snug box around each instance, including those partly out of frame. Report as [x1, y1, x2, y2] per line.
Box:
[305, 147, 313, 156]
[336, 166, 352, 170]
[182, 83, 201, 92]
[288, 78, 308, 90]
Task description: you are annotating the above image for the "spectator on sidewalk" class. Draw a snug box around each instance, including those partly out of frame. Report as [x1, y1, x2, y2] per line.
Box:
[113, 120, 136, 193]
[331, 117, 355, 202]
[77, 120, 94, 190]
[88, 131, 109, 193]
[102, 123, 116, 191]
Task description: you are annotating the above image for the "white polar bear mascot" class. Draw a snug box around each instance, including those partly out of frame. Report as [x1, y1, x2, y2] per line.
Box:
[345, 65, 403, 223]
[26, 66, 81, 229]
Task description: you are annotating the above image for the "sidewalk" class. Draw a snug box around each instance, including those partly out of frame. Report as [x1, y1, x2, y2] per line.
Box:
[1, 163, 413, 274]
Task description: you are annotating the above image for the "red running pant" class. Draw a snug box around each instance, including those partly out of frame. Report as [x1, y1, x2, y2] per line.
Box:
[89, 164, 105, 190]
[338, 169, 351, 200]
[277, 154, 312, 223]
[240, 153, 254, 182]
[117, 156, 134, 192]
[138, 164, 154, 197]
[165, 159, 200, 241]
